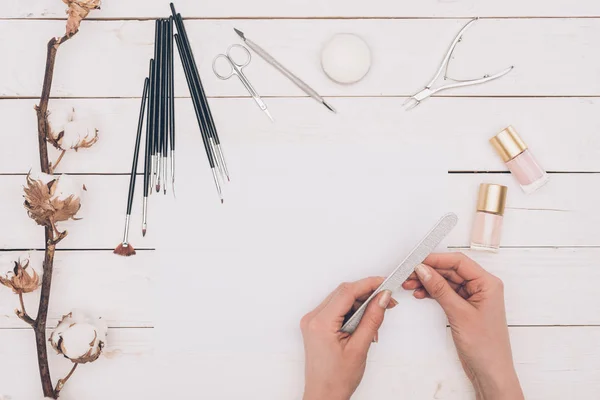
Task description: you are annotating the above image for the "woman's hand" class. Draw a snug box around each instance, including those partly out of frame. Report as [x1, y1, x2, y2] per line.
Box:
[300, 277, 397, 400]
[403, 253, 524, 400]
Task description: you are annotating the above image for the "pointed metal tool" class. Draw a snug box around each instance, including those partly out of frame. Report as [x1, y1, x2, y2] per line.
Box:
[234, 28, 336, 113]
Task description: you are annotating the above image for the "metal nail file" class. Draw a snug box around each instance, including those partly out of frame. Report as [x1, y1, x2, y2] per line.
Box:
[340, 213, 458, 334]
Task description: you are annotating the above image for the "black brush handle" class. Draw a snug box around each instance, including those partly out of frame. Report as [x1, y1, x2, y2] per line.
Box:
[173, 13, 221, 146]
[156, 20, 165, 157]
[144, 60, 156, 197]
[161, 18, 169, 157]
[151, 20, 161, 158]
[128, 77, 149, 215]
[168, 16, 176, 152]
[174, 33, 216, 168]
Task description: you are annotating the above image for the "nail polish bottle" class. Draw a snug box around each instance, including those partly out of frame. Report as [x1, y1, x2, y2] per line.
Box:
[490, 126, 549, 194]
[470, 183, 508, 252]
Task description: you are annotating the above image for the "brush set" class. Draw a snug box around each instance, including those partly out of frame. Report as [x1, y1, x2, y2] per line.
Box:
[115, 3, 228, 257]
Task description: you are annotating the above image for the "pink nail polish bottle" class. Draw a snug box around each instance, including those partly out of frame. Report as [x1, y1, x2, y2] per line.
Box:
[470, 183, 508, 252]
[490, 126, 549, 194]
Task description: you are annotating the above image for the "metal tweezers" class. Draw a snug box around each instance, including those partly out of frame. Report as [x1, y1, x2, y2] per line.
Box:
[403, 18, 514, 110]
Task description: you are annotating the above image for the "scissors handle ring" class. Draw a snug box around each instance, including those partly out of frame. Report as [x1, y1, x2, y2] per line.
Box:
[226, 44, 252, 68]
[212, 54, 235, 80]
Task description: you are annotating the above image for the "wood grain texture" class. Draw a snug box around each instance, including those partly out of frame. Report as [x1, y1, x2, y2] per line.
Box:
[0, 174, 597, 249]
[2, 19, 600, 97]
[1, 327, 599, 399]
[2, 97, 599, 174]
[2, 0, 600, 18]
[1, 248, 598, 329]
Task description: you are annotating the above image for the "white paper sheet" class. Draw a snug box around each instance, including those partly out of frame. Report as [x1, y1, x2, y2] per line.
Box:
[151, 126, 450, 398]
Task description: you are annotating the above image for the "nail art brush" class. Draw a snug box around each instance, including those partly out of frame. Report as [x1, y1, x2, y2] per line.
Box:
[115, 77, 149, 256]
[156, 19, 167, 193]
[142, 60, 155, 236]
[168, 16, 176, 194]
[174, 32, 223, 202]
[171, 5, 230, 182]
[150, 20, 161, 193]
[233, 28, 336, 114]
[160, 18, 169, 195]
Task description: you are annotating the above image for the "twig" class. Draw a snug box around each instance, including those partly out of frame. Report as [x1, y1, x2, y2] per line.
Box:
[55, 363, 79, 396]
[16, 292, 35, 326]
[32, 33, 74, 400]
[50, 149, 67, 173]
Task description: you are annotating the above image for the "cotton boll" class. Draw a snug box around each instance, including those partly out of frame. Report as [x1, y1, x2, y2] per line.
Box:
[59, 323, 98, 359]
[50, 310, 107, 363]
[47, 106, 76, 139]
[28, 170, 54, 185]
[53, 174, 82, 201]
[321, 34, 371, 84]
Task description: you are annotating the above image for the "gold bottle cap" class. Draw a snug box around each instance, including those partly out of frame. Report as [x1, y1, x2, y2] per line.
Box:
[490, 126, 528, 162]
[476, 183, 508, 215]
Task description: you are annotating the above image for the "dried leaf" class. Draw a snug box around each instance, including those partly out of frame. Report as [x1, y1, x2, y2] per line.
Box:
[23, 174, 56, 227]
[23, 174, 82, 227]
[51, 194, 81, 222]
[63, 0, 101, 36]
[0, 259, 40, 294]
[72, 128, 99, 151]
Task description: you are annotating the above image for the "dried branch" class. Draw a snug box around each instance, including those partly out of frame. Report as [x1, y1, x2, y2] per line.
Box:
[32, 33, 74, 400]
[55, 363, 79, 396]
[16, 292, 35, 326]
[50, 149, 67, 173]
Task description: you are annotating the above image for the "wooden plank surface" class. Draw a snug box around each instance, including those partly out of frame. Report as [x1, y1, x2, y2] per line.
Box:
[2, 0, 600, 18]
[1, 1, 598, 398]
[1, 248, 598, 329]
[0, 251, 154, 328]
[2, 19, 600, 98]
[1, 327, 599, 399]
[1, 174, 598, 249]
[2, 97, 599, 174]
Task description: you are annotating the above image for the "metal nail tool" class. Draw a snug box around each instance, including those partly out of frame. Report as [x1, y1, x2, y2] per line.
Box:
[213, 44, 274, 122]
[340, 213, 458, 334]
[403, 18, 514, 111]
[234, 28, 336, 113]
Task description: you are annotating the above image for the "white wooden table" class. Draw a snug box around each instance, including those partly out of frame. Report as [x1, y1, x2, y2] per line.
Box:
[1, 1, 600, 399]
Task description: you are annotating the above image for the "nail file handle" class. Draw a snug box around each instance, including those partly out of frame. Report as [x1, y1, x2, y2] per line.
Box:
[340, 213, 458, 334]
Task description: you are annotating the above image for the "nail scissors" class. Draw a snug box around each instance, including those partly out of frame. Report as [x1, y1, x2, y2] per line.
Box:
[213, 44, 274, 122]
[403, 18, 514, 111]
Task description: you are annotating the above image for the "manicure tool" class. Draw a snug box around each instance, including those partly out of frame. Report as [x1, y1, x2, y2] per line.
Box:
[175, 33, 224, 203]
[143, 59, 155, 236]
[114, 77, 149, 256]
[403, 18, 514, 111]
[340, 213, 458, 334]
[171, 5, 229, 183]
[171, 4, 229, 200]
[234, 28, 336, 113]
[213, 44, 274, 122]
[168, 16, 176, 194]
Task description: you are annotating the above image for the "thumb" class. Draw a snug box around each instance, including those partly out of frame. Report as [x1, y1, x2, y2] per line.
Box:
[415, 264, 465, 315]
[349, 290, 391, 350]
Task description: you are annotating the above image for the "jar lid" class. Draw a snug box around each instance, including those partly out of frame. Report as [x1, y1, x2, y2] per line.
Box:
[476, 183, 508, 215]
[490, 126, 528, 162]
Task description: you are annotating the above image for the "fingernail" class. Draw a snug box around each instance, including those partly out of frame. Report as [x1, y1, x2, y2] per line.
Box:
[378, 290, 392, 308]
[415, 264, 431, 282]
[373, 332, 379, 343]
[390, 297, 398, 307]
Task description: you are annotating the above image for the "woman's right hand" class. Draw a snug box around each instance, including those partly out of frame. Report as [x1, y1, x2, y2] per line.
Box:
[402, 252, 524, 400]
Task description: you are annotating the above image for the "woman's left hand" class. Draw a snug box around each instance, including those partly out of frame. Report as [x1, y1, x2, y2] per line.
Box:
[300, 277, 397, 400]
